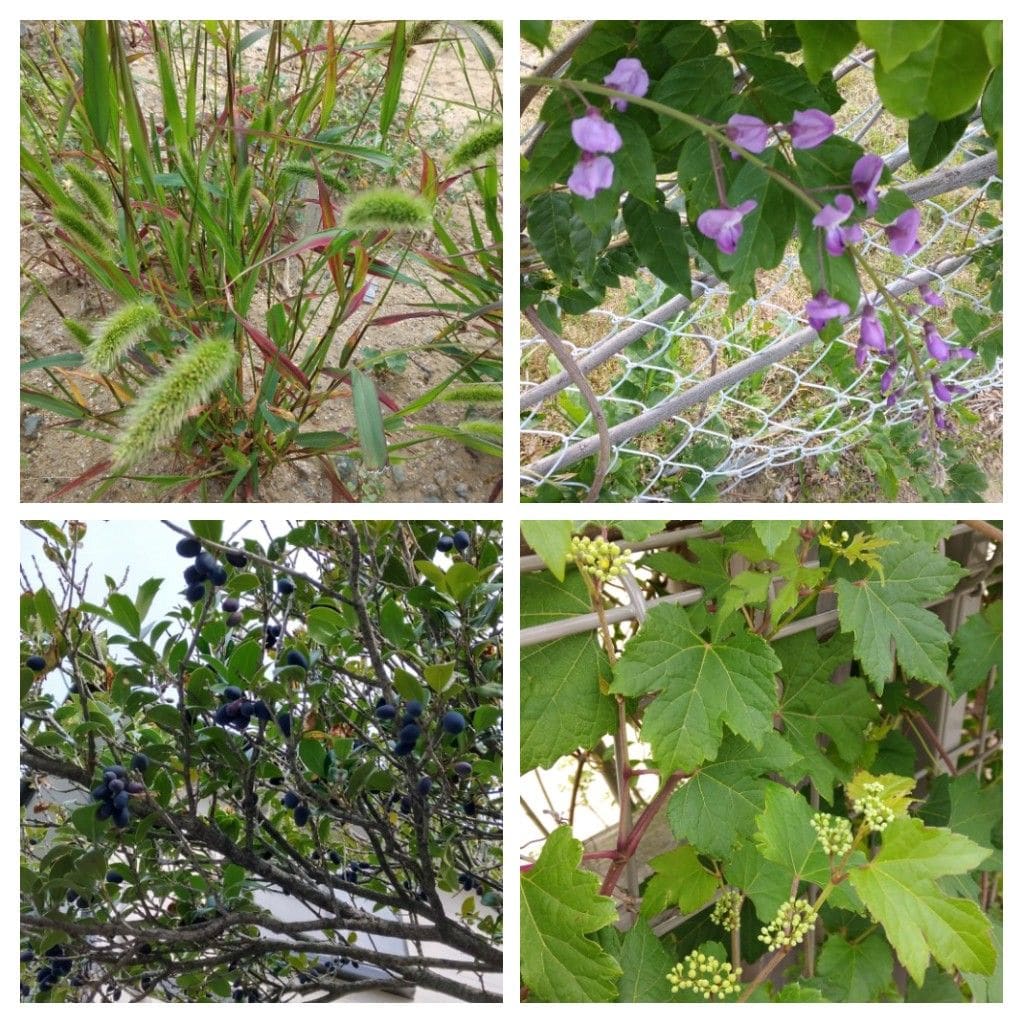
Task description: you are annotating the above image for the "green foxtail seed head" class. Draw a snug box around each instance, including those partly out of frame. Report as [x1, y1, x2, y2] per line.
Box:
[710, 889, 743, 932]
[448, 121, 503, 169]
[87, 301, 163, 373]
[52, 204, 110, 256]
[759, 898, 818, 951]
[63, 163, 114, 226]
[280, 160, 349, 196]
[112, 335, 237, 469]
[565, 535, 631, 583]
[441, 383, 503, 403]
[232, 165, 253, 226]
[852, 780, 895, 832]
[406, 21, 434, 46]
[458, 419, 502, 439]
[63, 318, 94, 349]
[666, 951, 741, 1000]
[342, 188, 432, 233]
[811, 812, 854, 857]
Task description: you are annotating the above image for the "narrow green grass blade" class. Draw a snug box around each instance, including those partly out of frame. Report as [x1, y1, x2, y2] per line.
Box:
[351, 367, 388, 469]
[82, 21, 112, 147]
[380, 22, 406, 138]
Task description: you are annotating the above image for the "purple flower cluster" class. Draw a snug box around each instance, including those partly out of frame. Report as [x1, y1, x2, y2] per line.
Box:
[724, 108, 835, 158]
[567, 108, 622, 199]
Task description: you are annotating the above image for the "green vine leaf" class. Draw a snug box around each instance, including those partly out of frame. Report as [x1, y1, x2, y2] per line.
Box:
[520, 570, 615, 774]
[816, 932, 895, 1001]
[668, 732, 795, 859]
[616, 920, 678, 1002]
[611, 603, 781, 772]
[848, 817, 996, 985]
[949, 600, 1002, 698]
[751, 520, 802, 557]
[775, 631, 878, 793]
[640, 845, 718, 918]
[521, 520, 572, 581]
[835, 539, 966, 692]
[521, 826, 622, 1002]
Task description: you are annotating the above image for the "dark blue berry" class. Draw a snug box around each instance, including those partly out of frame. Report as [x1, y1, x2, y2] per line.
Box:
[195, 551, 219, 577]
[400, 795, 412, 813]
[453, 760, 472, 777]
[329, 850, 342, 865]
[26, 655, 46, 671]
[222, 596, 240, 613]
[416, 776, 432, 796]
[376, 703, 396, 720]
[293, 804, 310, 827]
[285, 650, 308, 670]
[184, 582, 206, 603]
[398, 723, 421, 744]
[131, 753, 149, 772]
[453, 530, 470, 551]
[225, 549, 248, 568]
[436, 535, 455, 552]
[209, 565, 228, 587]
[393, 741, 415, 756]
[113, 806, 130, 828]
[282, 791, 301, 809]
[227, 611, 243, 627]
[277, 577, 295, 596]
[441, 711, 466, 735]
[96, 801, 114, 820]
[223, 685, 243, 701]
[183, 565, 203, 585]
[105, 869, 124, 884]
[176, 538, 201, 558]
[276, 712, 293, 737]
[405, 700, 423, 718]
[253, 700, 272, 722]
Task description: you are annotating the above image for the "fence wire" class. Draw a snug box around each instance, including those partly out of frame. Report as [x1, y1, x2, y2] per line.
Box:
[520, 85, 1003, 502]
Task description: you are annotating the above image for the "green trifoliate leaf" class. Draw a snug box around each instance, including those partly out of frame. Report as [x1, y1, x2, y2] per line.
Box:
[611, 603, 781, 772]
[521, 826, 622, 1002]
[816, 932, 894, 1002]
[520, 570, 615, 774]
[775, 631, 877, 792]
[640, 845, 718, 918]
[668, 732, 795, 859]
[949, 600, 1002, 698]
[835, 539, 965, 691]
[849, 817, 996, 985]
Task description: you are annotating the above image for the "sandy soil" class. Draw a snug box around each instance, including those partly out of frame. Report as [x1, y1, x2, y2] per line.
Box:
[20, 21, 502, 502]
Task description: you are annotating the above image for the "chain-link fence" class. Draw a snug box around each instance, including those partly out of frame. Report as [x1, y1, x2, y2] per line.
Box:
[520, 67, 1003, 502]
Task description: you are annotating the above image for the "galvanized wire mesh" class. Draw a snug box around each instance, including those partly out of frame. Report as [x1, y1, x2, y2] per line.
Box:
[520, 84, 1003, 502]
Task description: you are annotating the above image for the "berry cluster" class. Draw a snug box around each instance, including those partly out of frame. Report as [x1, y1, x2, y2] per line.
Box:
[213, 685, 274, 731]
[90, 763, 146, 828]
[710, 889, 743, 932]
[666, 951, 741, 1000]
[811, 812, 854, 857]
[852, 780, 896, 833]
[566, 535, 631, 582]
[436, 530, 471, 554]
[758, 898, 818, 951]
[175, 536, 246, 603]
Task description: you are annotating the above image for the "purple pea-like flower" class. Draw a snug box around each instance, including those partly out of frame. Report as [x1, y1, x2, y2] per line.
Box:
[886, 387, 903, 408]
[725, 114, 769, 158]
[930, 374, 966, 403]
[885, 207, 922, 256]
[696, 199, 758, 255]
[805, 289, 850, 332]
[603, 58, 649, 111]
[880, 364, 897, 395]
[860, 306, 887, 352]
[923, 321, 951, 361]
[788, 109, 835, 149]
[919, 284, 945, 308]
[951, 346, 977, 360]
[567, 154, 615, 199]
[934, 409, 950, 430]
[571, 109, 623, 154]
[851, 154, 884, 214]
[812, 194, 857, 256]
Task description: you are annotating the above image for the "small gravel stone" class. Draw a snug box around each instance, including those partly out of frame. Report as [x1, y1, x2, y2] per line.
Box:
[23, 414, 43, 439]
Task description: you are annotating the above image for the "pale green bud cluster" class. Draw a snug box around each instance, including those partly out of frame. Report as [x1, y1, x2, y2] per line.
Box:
[666, 951, 741, 1000]
[565, 535, 631, 582]
[710, 889, 743, 931]
[852, 780, 895, 832]
[811, 812, 853, 857]
[758, 898, 817, 951]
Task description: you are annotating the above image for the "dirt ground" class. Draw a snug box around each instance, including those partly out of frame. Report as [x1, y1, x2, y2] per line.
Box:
[20, 21, 502, 503]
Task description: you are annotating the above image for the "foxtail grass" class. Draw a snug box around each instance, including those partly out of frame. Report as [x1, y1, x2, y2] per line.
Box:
[448, 122, 502, 169]
[342, 188, 432, 232]
[112, 335, 237, 469]
[87, 300, 162, 372]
